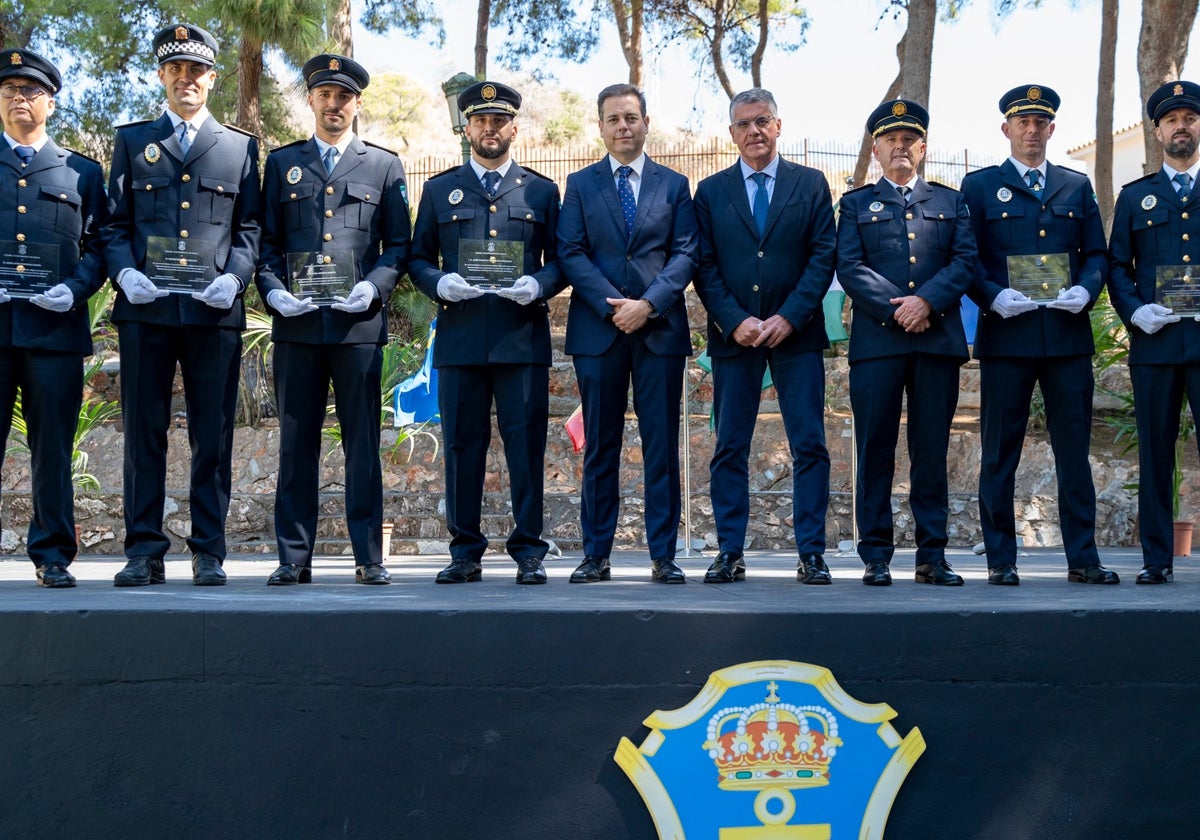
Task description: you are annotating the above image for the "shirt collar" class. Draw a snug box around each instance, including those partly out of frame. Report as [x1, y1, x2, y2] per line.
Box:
[739, 155, 780, 182]
[314, 133, 355, 158]
[609, 153, 646, 178]
[1163, 161, 1200, 183]
[1009, 157, 1048, 183]
[884, 174, 920, 192]
[470, 158, 513, 182]
[3, 132, 47, 152]
[166, 106, 210, 131]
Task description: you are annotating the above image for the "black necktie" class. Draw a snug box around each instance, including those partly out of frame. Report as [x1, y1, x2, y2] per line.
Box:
[15, 145, 34, 166]
[897, 185, 911, 203]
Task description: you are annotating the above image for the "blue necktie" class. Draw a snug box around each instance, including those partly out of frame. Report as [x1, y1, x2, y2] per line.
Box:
[177, 121, 191, 156]
[483, 170, 501, 197]
[1174, 172, 1192, 198]
[897, 185, 911, 203]
[751, 172, 769, 236]
[617, 165, 637, 236]
[323, 146, 337, 176]
[1027, 169, 1042, 192]
[14, 145, 33, 166]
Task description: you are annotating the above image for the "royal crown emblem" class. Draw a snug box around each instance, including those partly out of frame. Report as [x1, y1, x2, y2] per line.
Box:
[892, 102, 907, 118]
[175, 26, 189, 41]
[1175, 83, 1185, 96]
[10, 52, 21, 66]
[329, 58, 340, 71]
[482, 84, 496, 101]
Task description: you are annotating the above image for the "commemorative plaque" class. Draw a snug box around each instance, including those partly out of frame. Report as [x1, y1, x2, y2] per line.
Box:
[287, 250, 357, 305]
[0, 240, 58, 298]
[146, 236, 216, 294]
[460, 239, 523, 289]
[1007, 253, 1070, 303]
[1155, 265, 1200, 316]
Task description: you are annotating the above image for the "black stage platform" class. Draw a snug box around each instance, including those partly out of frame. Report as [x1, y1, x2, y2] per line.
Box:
[1, 548, 1197, 839]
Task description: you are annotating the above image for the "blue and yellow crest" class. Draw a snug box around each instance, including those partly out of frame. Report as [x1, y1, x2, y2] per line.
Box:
[616, 660, 925, 839]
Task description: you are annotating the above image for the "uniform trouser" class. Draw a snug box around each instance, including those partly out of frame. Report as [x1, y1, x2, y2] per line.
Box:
[273, 341, 383, 568]
[438, 363, 548, 563]
[978, 354, 1099, 569]
[0, 347, 83, 568]
[573, 334, 685, 560]
[849, 353, 961, 566]
[710, 347, 829, 556]
[1129, 363, 1200, 569]
[118, 321, 241, 560]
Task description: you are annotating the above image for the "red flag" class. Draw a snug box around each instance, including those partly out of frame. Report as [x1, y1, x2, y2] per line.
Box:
[565, 404, 585, 452]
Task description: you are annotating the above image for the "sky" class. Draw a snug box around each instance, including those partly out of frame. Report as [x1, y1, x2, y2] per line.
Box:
[350, 0, 1200, 159]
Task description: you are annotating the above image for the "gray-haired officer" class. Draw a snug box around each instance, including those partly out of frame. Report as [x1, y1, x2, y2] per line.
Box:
[101, 25, 262, 586]
[1108, 80, 1200, 584]
[961, 85, 1118, 586]
[0, 49, 106, 587]
[257, 54, 410, 586]
[836, 100, 977, 586]
[409, 81, 563, 585]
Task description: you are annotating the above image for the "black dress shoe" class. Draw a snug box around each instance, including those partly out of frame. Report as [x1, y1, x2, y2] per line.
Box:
[36, 563, 76, 588]
[114, 555, 165, 587]
[435, 559, 482, 583]
[515, 556, 547, 585]
[862, 560, 892, 586]
[267, 564, 312, 585]
[915, 562, 964, 586]
[1136, 566, 1173, 585]
[704, 551, 745, 583]
[987, 564, 1020, 586]
[355, 563, 391, 585]
[651, 557, 686, 584]
[569, 556, 611, 583]
[1067, 564, 1120, 584]
[798, 553, 831, 585]
[192, 553, 227, 586]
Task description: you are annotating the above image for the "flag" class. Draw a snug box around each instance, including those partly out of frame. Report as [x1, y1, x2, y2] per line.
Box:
[394, 319, 440, 426]
[565, 404, 585, 452]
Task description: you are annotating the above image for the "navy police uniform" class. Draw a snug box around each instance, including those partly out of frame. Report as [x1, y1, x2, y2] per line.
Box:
[257, 55, 411, 580]
[961, 85, 1110, 579]
[1107, 81, 1200, 579]
[409, 82, 563, 573]
[836, 100, 976, 576]
[0, 49, 106, 584]
[101, 25, 262, 575]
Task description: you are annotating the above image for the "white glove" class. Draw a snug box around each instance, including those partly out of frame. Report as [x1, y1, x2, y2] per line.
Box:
[1131, 303, 1180, 335]
[30, 283, 73, 312]
[991, 288, 1039, 318]
[267, 288, 318, 317]
[192, 273, 239, 309]
[437, 272, 484, 302]
[0, 288, 11, 304]
[119, 269, 169, 305]
[495, 275, 540, 306]
[331, 280, 378, 313]
[1045, 285, 1091, 314]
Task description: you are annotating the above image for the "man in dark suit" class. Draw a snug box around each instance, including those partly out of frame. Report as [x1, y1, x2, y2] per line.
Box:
[836, 100, 976, 586]
[693, 88, 835, 585]
[0, 49, 106, 588]
[962, 85, 1118, 586]
[101, 24, 262, 586]
[1108, 80, 1200, 584]
[257, 55, 410, 586]
[558, 83, 698, 584]
[410, 81, 562, 585]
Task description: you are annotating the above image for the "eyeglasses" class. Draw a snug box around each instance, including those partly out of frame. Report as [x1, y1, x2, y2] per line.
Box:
[731, 115, 776, 132]
[0, 83, 48, 100]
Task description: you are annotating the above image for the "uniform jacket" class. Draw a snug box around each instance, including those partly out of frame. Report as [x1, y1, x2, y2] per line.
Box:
[256, 136, 410, 346]
[0, 139, 105, 354]
[693, 157, 835, 356]
[836, 177, 977, 363]
[1108, 169, 1200, 365]
[101, 113, 262, 329]
[409, 162, 562, 367]
[961, 160, 1107, 358]
[557, 156, 697, 358]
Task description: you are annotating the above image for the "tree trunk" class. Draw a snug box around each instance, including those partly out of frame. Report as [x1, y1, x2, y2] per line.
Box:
[710, 0, 734, 99]
[608, 0, 645, 86]
[236, 37, 263, 135]
[851, 0, 936, 189]
[475, 0, 491, 78]
[750, 0, 769, 87]
[330, 0, 354, 56]
[1096, 0, 1119, 235]
[1137, 0, 1199, 174]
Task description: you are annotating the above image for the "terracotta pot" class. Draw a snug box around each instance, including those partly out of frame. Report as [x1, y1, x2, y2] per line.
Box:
[1173, 521, 1193, 558]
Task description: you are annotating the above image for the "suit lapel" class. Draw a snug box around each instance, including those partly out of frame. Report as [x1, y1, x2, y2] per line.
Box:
[154, 114, 185, 163]
[761, 159, 800, 239]
[299, 138, 326, 183]
[590, 158, 628, 239]
[630, 157, 664, 244]
[333, 136, 366, 181]
[1000, 158, 1041, 202]
[1041, 162, 1067, 203]
[184, 116, 220, 164]
[719, 163, 758, 238]
[20, 137, 65, 177]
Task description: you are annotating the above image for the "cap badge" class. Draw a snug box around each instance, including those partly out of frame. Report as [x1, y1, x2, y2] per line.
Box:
[868, 201, 884, 212]
[448, 188, 464, 205]
[286, 165, 302, 185]
[482, 84, 496, 101]
[175, 25, 189, 41]
[1175, 84, 1184, 96]
[10, 52, 21, 66]
[997, 187, 1013, 203]
[891, 102, 906, 118]
[1141, 194, 1158, 211]
[144, 143, 161, 164]
[1027, 87, 1041, 102]
[329, 58, 340, 71]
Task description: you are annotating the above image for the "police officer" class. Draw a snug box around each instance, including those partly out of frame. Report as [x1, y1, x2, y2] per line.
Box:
[409, 81, 563, 585]
[962, 85, 1118, 586]
[1108, 80, 1200, 584]
[257, 55, 410, 586]
[836, 100, 977, 586]
[0, 49, 106, 587]
[102, 25, 262, 586]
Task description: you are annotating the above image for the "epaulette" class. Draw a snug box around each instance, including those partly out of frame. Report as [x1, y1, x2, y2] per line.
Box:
[266, 138, 307, 154]
[362, 139, 398, 156]
[961, 165, 998, 179]
[519, 165, 553, 182]
[115, 119, 152, 130]
[1121, 172, 1156, 190]
[926, 180, 958, 191]
[841, 183, 875, 197]
[427, 165, 461, 181]
[63, 148, 102, 166]
[222, 123, 259, 139]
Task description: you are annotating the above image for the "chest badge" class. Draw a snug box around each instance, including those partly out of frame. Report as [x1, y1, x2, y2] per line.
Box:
[1141, 194, 1158, 211]
[868, 201, 884, 212]
[144, 143, 161, 164]
[448, 188, 464, 205]
[286, 166, 302, 185]
[997, 187, 1013, 203]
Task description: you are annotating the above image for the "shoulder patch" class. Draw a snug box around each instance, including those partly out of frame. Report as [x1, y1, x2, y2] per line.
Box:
[222, 123, 260, 139]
